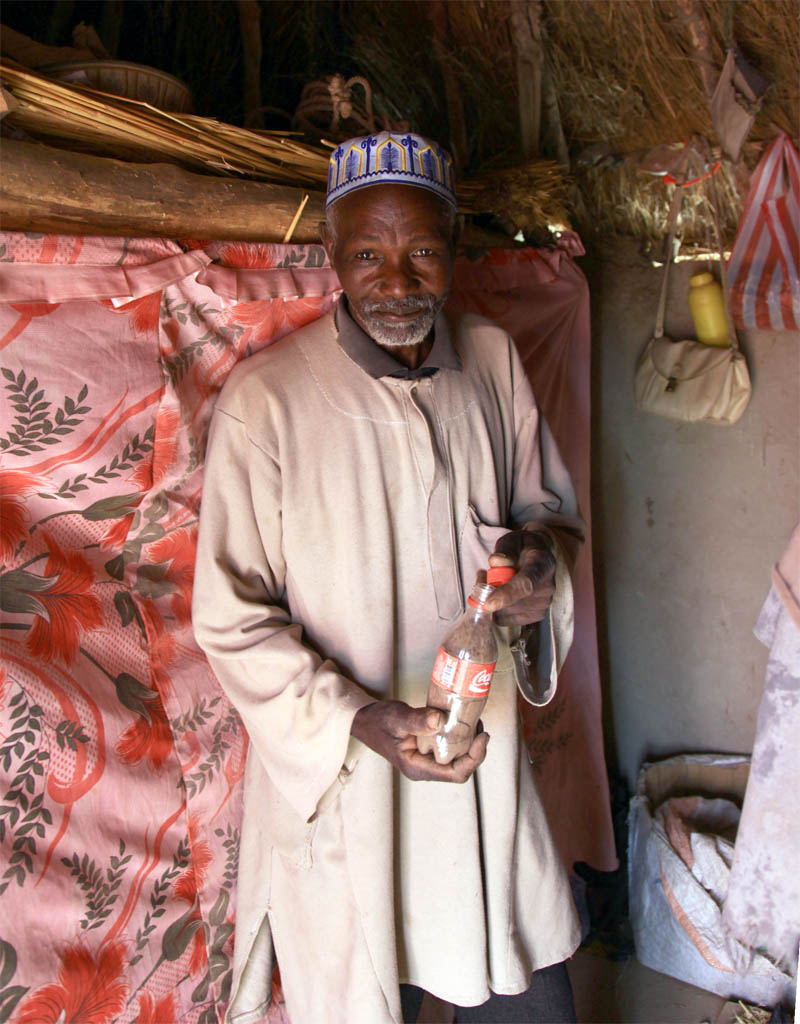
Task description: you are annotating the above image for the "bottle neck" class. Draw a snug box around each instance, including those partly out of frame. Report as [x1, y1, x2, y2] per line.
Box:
[467, 582, 495, 613]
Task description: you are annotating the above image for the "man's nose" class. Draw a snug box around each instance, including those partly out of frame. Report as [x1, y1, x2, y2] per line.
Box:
[377, 257, 420, 297]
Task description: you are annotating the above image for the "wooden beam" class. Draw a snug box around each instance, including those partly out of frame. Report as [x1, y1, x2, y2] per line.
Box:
[0, 138, 517, 247]
[0, 139, 325, 242]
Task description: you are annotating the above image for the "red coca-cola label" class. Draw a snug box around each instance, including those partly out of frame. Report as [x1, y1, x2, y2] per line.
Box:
[431, 648, 495, 697]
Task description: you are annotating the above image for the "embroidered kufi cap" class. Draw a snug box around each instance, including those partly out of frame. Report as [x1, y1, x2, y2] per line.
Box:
[325, 132, 457, 209]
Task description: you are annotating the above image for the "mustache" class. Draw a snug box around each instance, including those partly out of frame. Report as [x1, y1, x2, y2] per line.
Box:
[360, 296, 439, 316]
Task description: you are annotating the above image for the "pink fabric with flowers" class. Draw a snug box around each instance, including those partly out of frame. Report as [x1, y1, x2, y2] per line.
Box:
[0, 230, 614, 1024]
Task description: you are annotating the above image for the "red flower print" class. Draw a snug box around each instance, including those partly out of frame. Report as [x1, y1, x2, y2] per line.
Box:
[15, 939, 128, 1024]
[188, 915, 209, 975]
[221, 296, 329, 351]
[129, 408, 180, 491]
[99, 493, 144, 549]
[0, 469, 44, 563]
[161, 317, 181, 355]
[151, 409, 180, 486]
[222, 300, 280, 349]
[137, 598, 176, 699]
[101, 292, 161, 336]
[167, 903, 210, 976]
[134, 991, 177, 1024]
[217, 242, 281, 268]
[100, 512, 136, 550]
[147, 527, 197, 626]
[25, 535, 103, 666]
[174, 816, 213, 904]
[169, 816, 214, 976]
[115, 693, 173, 770]
[176, 238, 211, 251]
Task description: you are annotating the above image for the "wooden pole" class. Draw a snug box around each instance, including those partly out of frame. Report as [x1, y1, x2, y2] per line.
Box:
[541, 61, 570, 171]
[429, 0, 468, 171]
[99, 0, 125, 58]
[675, 0, 718, 101]
[237, 0, 264, 130]
[0, 139, 325, 242]
[510, 1, 543, 160]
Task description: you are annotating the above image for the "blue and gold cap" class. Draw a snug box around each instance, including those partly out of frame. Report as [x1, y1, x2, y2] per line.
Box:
[326, 132, 457, 209]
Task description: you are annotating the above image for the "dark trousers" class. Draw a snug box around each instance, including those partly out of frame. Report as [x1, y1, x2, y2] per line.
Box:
[400, 962, 577, 1023]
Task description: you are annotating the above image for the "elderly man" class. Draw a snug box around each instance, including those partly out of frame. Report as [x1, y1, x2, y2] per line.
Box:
[193, 132, 584, 1024]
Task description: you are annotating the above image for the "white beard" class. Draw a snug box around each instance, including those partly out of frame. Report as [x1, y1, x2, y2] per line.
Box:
[360, 310, 437, 348]
[352, 296, 446, 349]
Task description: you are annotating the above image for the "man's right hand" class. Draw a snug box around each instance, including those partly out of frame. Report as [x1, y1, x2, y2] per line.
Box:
[350, 701, 489, 783]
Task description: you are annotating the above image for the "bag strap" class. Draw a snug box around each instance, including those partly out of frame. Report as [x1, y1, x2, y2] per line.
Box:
[654, 151, 689, 340]
[654, 141, 740, 352]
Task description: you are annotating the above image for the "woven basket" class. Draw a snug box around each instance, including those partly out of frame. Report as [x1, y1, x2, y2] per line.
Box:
[40, 60, 192, 113]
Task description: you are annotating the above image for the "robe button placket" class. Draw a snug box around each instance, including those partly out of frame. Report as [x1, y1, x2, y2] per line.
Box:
[405, 378, 461, 619]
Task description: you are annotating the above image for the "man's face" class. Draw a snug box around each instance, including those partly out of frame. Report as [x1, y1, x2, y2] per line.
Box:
[322, 184, 457, 349]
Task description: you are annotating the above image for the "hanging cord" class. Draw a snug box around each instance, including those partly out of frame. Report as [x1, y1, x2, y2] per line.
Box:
[654, 150, 690, 341]
[722, 0, 736, 50]
[293, 74, 376, 137]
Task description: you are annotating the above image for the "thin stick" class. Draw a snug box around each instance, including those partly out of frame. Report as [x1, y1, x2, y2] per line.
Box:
[282, 194, 310, 243]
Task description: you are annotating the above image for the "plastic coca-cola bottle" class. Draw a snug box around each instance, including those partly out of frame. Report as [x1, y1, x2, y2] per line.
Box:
[418, 565, 516, 765]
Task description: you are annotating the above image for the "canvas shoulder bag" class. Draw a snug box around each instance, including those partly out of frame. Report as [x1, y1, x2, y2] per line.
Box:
[634, 146, 752, 426]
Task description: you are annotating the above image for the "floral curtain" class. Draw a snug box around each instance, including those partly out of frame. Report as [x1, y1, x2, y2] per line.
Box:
[0, 231, 614, 1024]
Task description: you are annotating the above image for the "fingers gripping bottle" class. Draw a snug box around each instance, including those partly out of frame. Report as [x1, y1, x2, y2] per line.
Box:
[418, 566, 516, 765]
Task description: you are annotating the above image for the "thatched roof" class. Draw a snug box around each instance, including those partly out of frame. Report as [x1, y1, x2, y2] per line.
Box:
[1, 0, 798, 250]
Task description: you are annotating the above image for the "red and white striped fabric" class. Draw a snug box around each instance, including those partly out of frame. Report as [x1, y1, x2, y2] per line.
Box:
[727, 132, 800, 331]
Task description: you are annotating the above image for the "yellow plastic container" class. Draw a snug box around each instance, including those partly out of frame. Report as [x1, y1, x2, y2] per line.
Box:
[688, 272, 730, 347]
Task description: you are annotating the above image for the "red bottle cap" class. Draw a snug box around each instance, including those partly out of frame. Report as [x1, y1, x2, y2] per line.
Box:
[487, 565, 516, 586]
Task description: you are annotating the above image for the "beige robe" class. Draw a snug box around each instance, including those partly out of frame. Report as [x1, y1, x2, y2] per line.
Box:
[192, 309, 583, 1024]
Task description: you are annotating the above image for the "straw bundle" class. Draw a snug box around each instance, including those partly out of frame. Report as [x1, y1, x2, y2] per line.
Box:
[0, 60, 570, 234]
[539, 0, 799, 243]
[344, 0, 798, 245]
[3, 0, 797, 244]
[457, 160, 571, 235]
[543, 0, 798, 151]
[0, 61, 331, 185]
[578, 156, 748, 252]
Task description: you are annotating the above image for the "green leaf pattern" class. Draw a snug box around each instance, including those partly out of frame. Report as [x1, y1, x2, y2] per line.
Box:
[0, 238, 336, 1024]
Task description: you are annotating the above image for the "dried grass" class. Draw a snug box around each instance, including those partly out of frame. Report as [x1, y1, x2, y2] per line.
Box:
[539, 0, 798, 150]
[538, 0, 799, 242]
[343, 0, 798, 242]
[731, 999, 774, 1024]
[354, 0, 798, 243]
[458, 160, 571, 234]
[2, 0, 798, 244]
[0, 61, 331, 185]
[0, 58, 570, 229]
[577, 154, 749, 249]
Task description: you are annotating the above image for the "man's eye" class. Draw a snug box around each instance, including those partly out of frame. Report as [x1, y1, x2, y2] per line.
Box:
[412, 248, 434, 257]
[354, 251, 376, 261]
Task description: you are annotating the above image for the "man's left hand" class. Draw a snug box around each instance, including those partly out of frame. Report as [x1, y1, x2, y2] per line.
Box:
[481, 529, 555, 626]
